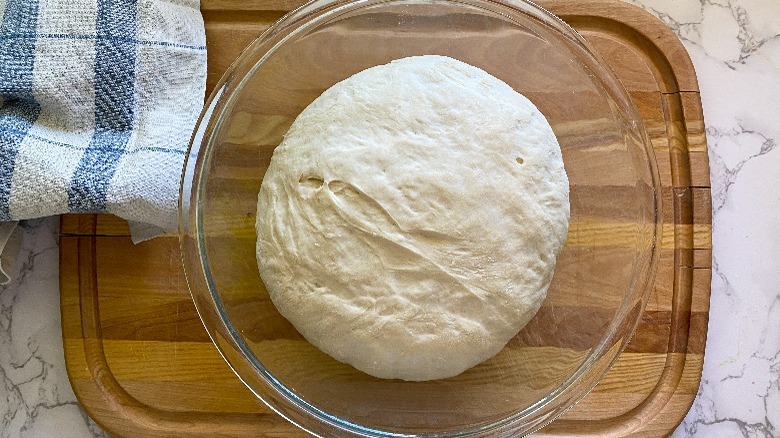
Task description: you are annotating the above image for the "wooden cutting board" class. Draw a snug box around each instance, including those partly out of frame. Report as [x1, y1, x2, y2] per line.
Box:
[60, 0, 711, 436]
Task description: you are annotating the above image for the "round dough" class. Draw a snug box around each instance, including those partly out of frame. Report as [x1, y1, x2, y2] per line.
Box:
[256, 55, 569, 381]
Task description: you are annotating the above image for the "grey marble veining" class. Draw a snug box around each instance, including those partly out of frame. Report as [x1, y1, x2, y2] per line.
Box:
[0, 218, 108, 438]
[0, 0, 778, 437]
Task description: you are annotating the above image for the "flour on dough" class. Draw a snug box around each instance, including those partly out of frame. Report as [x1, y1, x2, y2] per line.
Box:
[256, 55, 569, 381]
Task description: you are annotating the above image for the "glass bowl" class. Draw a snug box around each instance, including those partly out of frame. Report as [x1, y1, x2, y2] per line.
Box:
[179, 0, 660, 436]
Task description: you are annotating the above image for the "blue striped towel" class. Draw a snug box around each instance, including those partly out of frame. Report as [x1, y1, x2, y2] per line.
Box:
[0, 0, 206, 237]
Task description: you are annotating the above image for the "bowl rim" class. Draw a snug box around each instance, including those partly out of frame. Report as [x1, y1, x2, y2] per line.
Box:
[179, 0, 662, 436]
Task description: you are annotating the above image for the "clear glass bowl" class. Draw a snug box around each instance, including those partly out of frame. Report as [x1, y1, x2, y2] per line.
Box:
[179, 0, 660, 436]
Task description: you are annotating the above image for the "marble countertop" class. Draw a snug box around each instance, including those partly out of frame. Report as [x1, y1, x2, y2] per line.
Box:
[1, 0, 778, 437]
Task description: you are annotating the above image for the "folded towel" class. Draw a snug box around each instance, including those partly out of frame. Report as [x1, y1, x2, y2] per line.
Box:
[0, 0, 207, 237]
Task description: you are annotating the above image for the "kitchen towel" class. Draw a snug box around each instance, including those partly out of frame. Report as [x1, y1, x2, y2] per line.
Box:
[0, 0, 207, 241]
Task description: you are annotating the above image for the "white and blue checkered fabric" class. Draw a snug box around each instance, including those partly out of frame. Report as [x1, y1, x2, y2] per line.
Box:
[0, 0, 206, 233]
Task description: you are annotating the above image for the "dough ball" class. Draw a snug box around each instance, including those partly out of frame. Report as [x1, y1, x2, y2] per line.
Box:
[256, 55, 569, 381]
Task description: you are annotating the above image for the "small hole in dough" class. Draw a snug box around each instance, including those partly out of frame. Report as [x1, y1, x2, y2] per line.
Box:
[327, 180, 347, 193]
[299, 176, 324, 189]
[515, 157, 524, 165]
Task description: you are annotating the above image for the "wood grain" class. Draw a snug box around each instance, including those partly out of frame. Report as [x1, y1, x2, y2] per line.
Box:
[61, 1, 711, 437]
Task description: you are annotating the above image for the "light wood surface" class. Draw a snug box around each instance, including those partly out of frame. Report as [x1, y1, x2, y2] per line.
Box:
[60, 1, 711, 437]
